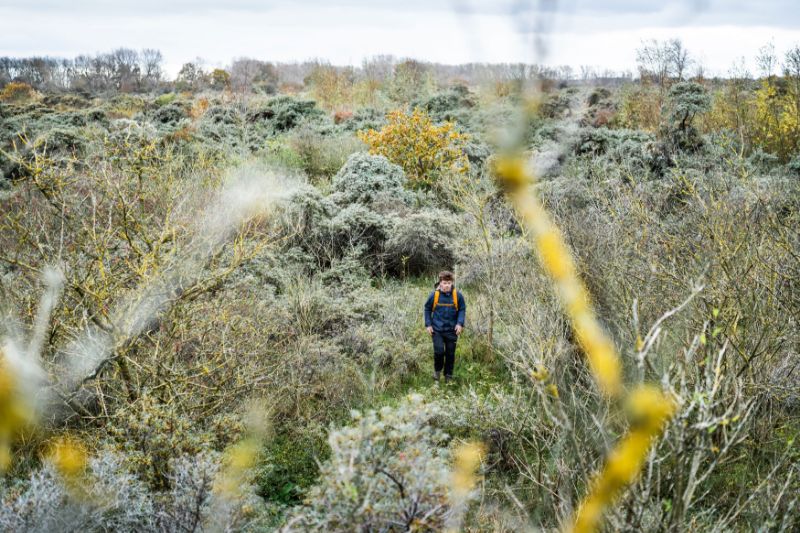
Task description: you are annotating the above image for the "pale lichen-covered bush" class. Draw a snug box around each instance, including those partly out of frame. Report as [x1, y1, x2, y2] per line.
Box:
[155, 452, 263, 533]
[150, 102, 189, 126]
[573, 127, 652, 157]
[413, 85, 476, 127]
[324, 204, 393, 266]
[246, 96, 326, 134]
[0, 453, 154, 532]
[284, 395, 452, 532]
[788, 154, 800, 176]
[384, 208, 459, 275]
[337, 107, 386, 133]
[330, 152, 412, 208]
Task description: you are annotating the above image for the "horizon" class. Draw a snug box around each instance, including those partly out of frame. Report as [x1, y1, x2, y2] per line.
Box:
[1, 1, 799, 79]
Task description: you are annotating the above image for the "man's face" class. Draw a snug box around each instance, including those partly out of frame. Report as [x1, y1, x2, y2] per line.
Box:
[439, 279, 453, 292]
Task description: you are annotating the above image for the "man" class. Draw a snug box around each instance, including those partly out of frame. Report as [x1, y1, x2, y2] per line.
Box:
[424, 271, 466, 383]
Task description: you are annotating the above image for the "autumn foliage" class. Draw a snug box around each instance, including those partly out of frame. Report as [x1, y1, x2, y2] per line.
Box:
[358, 108, 470, 189]
[0, 81, 35, 103]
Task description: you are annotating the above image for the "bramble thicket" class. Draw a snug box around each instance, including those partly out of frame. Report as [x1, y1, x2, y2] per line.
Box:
[0, 42, 799, 532]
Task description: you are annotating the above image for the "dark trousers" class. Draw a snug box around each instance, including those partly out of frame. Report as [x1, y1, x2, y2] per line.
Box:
[432, 330, 458, 377]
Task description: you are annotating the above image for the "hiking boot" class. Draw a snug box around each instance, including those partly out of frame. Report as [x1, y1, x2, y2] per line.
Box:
[444, 375, 453, 384]
[433, 371, 441, 382]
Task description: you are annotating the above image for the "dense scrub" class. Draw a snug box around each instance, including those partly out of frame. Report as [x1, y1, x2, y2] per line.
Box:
[1, 59, 799, 532]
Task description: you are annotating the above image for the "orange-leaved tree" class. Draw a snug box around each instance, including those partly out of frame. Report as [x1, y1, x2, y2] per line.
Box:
[358, 108, 470, 189]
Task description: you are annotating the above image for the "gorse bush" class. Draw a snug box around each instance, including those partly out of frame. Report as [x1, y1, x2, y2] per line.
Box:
[384, 209, 459, 276]
[0, 81, 35, 103]
[329, 152, 411, 207]
[358, 108, 470, 189]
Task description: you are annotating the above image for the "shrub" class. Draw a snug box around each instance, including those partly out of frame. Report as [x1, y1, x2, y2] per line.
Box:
[574, 127, 652, 157]
[154, 93, 177, 106]
[788, 154, 800, 176]
[197, 106, 244, 148]
[0, 453, 154, 532]
[752, 79, 800, 162]
[329, 152, 411, 207]
[247, 96, 326, 133]
[105, 94, 147, 118]
[539, 90, 574, 119]
[324, 204, 392, 265]
[337, 107, 386, 133]
[0, 81, 35, 103]
[36, 127, 86, 157]
[663, 81, 711, 151]
[151, 102, 188, 125]
[288, 126, 363, 180]
[358, 108, 470, 189]
[41, 94, 92, 109]
[284, 395, 453, 531]
[413, 85, 476, 125]
[106, 392, 240, 490]
[384, 209, 459, 275]
[281, 185, 336, 247]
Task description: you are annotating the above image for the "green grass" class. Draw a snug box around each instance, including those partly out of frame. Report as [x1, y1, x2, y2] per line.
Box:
[256, 277, 512, 508]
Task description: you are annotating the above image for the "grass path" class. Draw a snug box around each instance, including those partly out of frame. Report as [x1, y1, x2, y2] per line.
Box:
[259, 277, 511, 507]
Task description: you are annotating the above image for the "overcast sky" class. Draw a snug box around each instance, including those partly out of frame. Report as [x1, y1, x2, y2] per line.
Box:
[1, 0, 799, 77]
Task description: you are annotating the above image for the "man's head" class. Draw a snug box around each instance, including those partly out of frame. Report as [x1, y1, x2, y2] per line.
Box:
[438, 271, 454, 293]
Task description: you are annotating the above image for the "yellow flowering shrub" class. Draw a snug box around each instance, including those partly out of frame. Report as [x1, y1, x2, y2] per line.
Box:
[752, 80, 800, 161]
[0, 81, 35, 103]
[358, 108, 470, 189]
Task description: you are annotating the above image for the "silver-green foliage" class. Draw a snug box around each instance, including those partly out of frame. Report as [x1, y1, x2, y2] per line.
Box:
[0, 454, 154, 533]
[285, 395, 452, 532]
[385, 209, 459, 275]
[330, 152, 412, 207]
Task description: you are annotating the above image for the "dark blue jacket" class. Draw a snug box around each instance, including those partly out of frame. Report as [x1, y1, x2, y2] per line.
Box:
[424, 289, 466, 332]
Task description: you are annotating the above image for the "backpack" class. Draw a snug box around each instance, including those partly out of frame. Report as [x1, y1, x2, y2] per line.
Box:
[432, 288, 459, 312]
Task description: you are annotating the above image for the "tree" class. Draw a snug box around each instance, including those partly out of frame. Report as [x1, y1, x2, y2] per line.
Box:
[140, 49, 163, 91]
[756, 40, 777, 78]
[304, 63, 354, 110]
[110, 48, 141, 92]
[209, 69, 230, 91]
[358, 109, 470, 189]
[389, 59, 433, 104]
[175, 61, 207, 92]
[229, 58, 277, 96]
[664, 81, 711, 150]
[636, 38, 692, 88]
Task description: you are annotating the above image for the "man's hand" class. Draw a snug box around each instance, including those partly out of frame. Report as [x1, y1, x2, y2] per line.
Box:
[426, 326, 433, 336]
[455, 325, 463, 336]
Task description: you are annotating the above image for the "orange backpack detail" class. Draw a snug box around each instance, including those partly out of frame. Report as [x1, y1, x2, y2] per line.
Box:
[432, 288, 458, 312]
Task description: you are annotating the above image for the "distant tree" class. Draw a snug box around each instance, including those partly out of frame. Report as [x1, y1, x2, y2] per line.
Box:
[389, 59, 433, 104]
[667, 39, 692, 81]
[636, 38, 692, 89]
[756, 40, 778, 78]
[209, 69, 230, 91]
[229, 58, 277, 97]
[140, 49, 163, 91]
[784, 45, 800, 99]
[111, 48, 141, 92]
[175, 61, 208, 92]
[305, 63, 354, 110]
